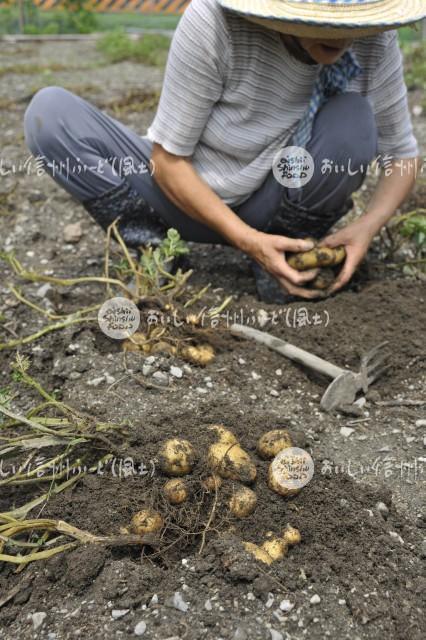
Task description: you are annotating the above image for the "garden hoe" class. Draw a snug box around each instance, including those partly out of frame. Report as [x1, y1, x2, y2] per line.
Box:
[230, 324, 391, 412]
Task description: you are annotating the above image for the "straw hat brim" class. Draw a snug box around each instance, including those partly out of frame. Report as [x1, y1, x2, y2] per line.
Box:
[218, 0, 426, 39]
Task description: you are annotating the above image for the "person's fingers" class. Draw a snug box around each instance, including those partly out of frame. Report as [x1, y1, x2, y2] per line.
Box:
[278, 277, 326, 300]
[273, 236, 315, 253]
[328, 253, 358, 292]
[288, 267, 320, 284]
[274, 259, 319, 285]
[321, 232, 345, 249]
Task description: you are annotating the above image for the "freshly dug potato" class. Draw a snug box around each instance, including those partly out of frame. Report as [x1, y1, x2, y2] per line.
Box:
[181, 344, 215, 366]
[283, 525, 302, 546]
[201, 474, 223, 492]
[310, 267, 336, 290]
[257, 429, 292, 459]
[243, 542, 273, 565]
[261, 534, 288, 561]
[268, 462, 301, 497]
[159, 438, 196, 476]
[208, 442, 257, 484]
[149, 341, 177, 356]
[229, 486, 257, 518]
[208, 424, 238, 446]
[163, 478, 188, 505]
[122, 332, 149, 353]
[130, 509, 163, 536]
[207, 426, 256, 483]
[287, 243, 346, 271]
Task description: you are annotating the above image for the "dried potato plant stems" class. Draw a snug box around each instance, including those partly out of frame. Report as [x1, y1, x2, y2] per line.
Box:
[0, 518, 158, 565]
[0, 454, 112, 521]
[0, 313, 96, 352]
[0, 250, 134, 296]
[198, 481, 219, 555]
[8, 286, 100, 322]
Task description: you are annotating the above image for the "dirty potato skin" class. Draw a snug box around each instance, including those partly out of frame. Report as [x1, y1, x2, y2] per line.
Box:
[287, 244, 346, 271]
[243, 542, 274, 565]
[208, 424, 238, 446]
[163, 478, 189, 504]
[207, 426, 257, 483]
[130, 509, 164, 535]
[283, 524, 302, 546]
[208, 442, 257, 484]
[201, 474, 223, 491]
[159, 438, 196, 476]
[261, 534, 288, 561]
[268, 462, 301, 497]
[257, 429, 293, 459]
[181, 344, 215, 366]
[229, 486, 257, 518]
[310, 267, 336, 290]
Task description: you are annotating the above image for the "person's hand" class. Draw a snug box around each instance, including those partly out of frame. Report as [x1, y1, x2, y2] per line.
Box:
[246, 231, 324, 299]
[321, 218, 377, 293]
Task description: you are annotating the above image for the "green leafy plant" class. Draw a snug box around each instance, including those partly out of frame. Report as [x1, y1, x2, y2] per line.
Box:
[111, 227, 190, 296]
[381, 209, 426, 275]
[398, 212, 426, 250]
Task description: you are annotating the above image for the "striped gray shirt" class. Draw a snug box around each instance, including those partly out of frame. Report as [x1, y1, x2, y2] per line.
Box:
[146, 0, 419, 205]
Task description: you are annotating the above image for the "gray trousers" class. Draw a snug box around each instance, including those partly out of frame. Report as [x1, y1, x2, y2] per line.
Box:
[24, 86, 378, 245]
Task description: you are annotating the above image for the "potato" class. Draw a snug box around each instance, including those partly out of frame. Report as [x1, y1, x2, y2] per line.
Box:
[283, 525, 302, 546]
[130, 509, 163, 536]
[268, 462, 301, 497]
[287, 243, 346, 271]
[149, 341, 177, 356]
[208, 442, 257, 484]
[208, 424, 238, 446]
[310, 267, 335, 290]
[229, 486, 257, 518]
[122, 332, 149, 353]
[181, 344, 215, 366]
[159, 438, 196, 476]
[257, 429, 292, 459]
[261, 534, 288, 561]
[163, 478, 188, 505]
[207, 426, 256, 484]
[201, 474, 223, 492]
[243, 541, 273, 565]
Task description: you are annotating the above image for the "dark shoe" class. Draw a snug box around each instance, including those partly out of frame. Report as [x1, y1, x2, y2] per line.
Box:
[82, 181, 167, 248]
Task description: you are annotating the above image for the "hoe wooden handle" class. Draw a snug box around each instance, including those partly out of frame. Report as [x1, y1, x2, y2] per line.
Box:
[230, 324, 343, 380]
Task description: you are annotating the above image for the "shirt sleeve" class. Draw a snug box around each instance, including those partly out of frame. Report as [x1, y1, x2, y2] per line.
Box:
[369, 30, 419, 160]
[146, 0, 230, 157]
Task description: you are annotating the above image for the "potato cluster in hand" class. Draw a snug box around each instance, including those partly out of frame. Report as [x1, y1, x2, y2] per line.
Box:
[287, 238, 346, 292]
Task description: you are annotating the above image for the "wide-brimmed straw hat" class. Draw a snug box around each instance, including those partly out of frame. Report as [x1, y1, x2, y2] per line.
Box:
[218, 0, 426, 39]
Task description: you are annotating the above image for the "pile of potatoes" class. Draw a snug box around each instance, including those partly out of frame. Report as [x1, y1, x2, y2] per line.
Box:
[123, 334, 215, 366]
[127, 425, 303, 563]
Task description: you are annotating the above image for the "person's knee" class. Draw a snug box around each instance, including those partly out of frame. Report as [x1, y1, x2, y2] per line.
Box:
[312, 92, 378, 168]
[24, 85, 73, 155]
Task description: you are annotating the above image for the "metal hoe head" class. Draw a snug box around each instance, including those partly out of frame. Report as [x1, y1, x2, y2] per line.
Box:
[320, 342, 391, 412]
